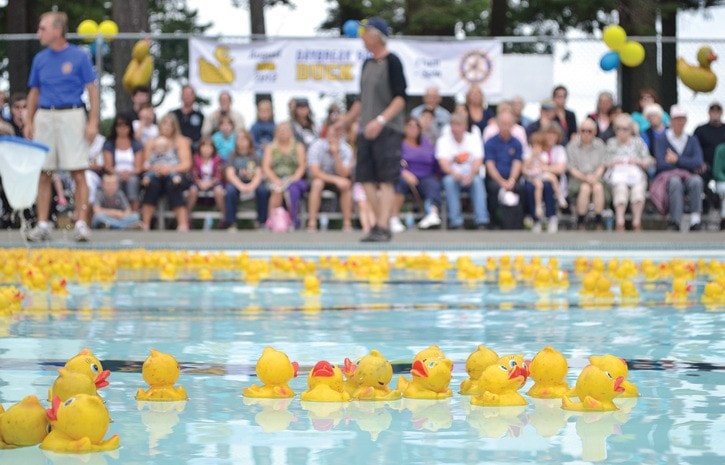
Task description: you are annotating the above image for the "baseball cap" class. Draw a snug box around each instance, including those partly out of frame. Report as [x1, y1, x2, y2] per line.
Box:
[362, 17, 390, 37]
[709, 101, 722, 111]
[669, 104, 688, 119]
[540, 99, 555, 110]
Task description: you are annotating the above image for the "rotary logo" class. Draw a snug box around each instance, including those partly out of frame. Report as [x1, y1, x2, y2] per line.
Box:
[459, 51, 492, 84]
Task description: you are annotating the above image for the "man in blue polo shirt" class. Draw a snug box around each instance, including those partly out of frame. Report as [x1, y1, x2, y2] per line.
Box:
[24, 11, 99, 242]
[484, 110, 524, 229]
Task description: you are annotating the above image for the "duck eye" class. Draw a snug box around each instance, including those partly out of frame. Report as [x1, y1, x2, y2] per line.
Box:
[521, 362, 528, 369]
[606, 371, 614, 379]
[90, 363, 100, 373]
[508, 360, 517, 368]
[64, 398, 75, 406]
[46, 424, 52, 433]
[499, 365, 508, 371]
[428, 360, 435, 368]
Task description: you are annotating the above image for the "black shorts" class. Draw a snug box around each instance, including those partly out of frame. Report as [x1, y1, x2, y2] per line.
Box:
[355, 127, 402, 184]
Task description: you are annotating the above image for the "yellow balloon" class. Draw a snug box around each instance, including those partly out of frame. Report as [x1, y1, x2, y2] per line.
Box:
[620, 41, 646, 67]
[77, 19, 98, 43]
[98, 20, 119, 41]
[603, 25, 627, 51]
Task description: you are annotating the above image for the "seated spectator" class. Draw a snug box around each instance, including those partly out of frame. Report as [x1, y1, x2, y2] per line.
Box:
[411, 86, 451, 132]
[523, 124, 567, 233]
[251, 99, 275, 156]
[262, 121, 308, 229]
[102, 113, 143, 211]
[436, 113, 489, 229]
[482, 102, 529, 151]
[526, 99, 560, 138]
[7, 92, 27, 136]
[417, 108, 439, 144]
[91, 173, 141, 229]
[319, 103, 342, 138]
[290, 98, 318, 149]
[511, 95, 532, 128]
[587, 91, 615, 138]
[552, 85, 578, 144]
[390, 117, 442, 232]
[201, 90, 245, 137]
[223, 129, 268, 230]
[306, 126, 354, 232]
[142, 135, 179, 186]
[484, 111, 524, 229]
[172, 85, 204, 151]
[713, 143, 725, 230]
[651, 105, 706, 231]
[186, 137, 225, 224]
[524, 132, 567, 224]
[129, 86, 152, 122]
[211, 114, 236, 161]
[632, 87, 670, 132]
[605, 113, 653, 232]
[464, 85, 495, 135]
[640, 103, 667, 158]
[694, 101, 725, 214]
[133, 102, 158, 146]
[566, 119, 609, 230]
[598, 104, 623, 142]
[140, 113, 192, 231]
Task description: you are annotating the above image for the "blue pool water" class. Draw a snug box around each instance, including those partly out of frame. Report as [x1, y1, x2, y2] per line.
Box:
[0, 250, 723, 465]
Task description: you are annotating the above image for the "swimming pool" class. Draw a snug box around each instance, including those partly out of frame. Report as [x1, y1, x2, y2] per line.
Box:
[0, 248, 723, 465]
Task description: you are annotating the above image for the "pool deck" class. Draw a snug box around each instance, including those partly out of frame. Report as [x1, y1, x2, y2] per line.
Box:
[1, 228, 722, 252]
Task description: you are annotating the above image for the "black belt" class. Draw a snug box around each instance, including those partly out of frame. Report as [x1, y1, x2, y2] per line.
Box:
[39, 105, 85, 110]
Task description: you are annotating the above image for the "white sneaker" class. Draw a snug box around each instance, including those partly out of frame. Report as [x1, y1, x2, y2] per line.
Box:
[389, 216, 406, 234]
[74, 221, 91, 242]
[25, 224, 52, 242]
[531, 222, 542, 234]
[547, 216, 559, 234]
[418, 212, 442, 230]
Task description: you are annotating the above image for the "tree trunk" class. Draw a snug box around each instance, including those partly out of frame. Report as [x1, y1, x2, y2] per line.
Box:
[250, 0, 270, 105]
[112, 0, 149, 115]
[6, 0, 38, 95]
[618, 0, 659, 114]
[660, 8, 678, 112]
[489, 0, 508, 37]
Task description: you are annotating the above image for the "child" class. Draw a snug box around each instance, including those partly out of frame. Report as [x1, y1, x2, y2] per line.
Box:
[211, 114, 236, 161]
[223, 130, 268, 230]
[142, 135, 180, 186]
[250, 99, 276, 157]
[523, 132, 567, 220]
[91, 173, 141, 229]
[187, 137, 225, 221]
[133, 103, 158, 146]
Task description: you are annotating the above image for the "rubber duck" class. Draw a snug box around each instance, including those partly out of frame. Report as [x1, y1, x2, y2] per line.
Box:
[63, 349, 111, 391]
[526, 346, 569, 399]
[302, 274, 321, 296]
[589, 354, 639, 398]
[0, 395, 49, 448]
[50, 278, 69, 295]
[300, 361, 350, 402]
[678, 46, 718, 94]
[666, 278, 692, 305]
[402, 358, 453, 400]
[460, 344, 500, 395]
[498, 269, 517, 291]
[620, 279, 639, 305]
[702, 281, 724, 306]
[136, 349, 188, 402]
[199, 46, 234, 83]
[561, 365, 624, 412]
[48, 368, 99, 402]
[349, 350, 401, 401]
[197, 267, 213, 281]
[243, 347, 299, 398]
[40, 395, 120, 453]
[497, 354, 530, 388]
[396, 345, 448, 391]
[122, 39, 154, 94]
[470, 363, 528, 407]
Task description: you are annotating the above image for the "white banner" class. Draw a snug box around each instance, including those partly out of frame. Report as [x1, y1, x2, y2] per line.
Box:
[189, 38, 502, 97]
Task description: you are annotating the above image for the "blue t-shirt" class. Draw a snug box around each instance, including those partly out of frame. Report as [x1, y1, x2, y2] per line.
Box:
[212, 131, 237, 161]
[484, 134, 523, 179]
[28, 43, 96, 108]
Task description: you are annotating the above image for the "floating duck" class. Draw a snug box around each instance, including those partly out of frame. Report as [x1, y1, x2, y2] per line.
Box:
[402, 358, 453, 400]
[136, 349, 188, 402]
[40, 395, 120, 453]
[198, 46, 234, 84]
[302, 274, 321, 296]
[589, 354, 639, 398]
[396, 345, 448, 391]
[526, 346, 569, 399]
[122, 39, 154, 94]
[497, 354, 530, 389]
[0, 395, 49, 448]
[498, 269, 516, 291]
[677, 46, 718, 94]
[471, 363, 528, 407]
[620, 279, 639, 305]
[460, 344, 499, 395]
[702, 281, 724, 306]
[63, 349, 110, 391]
[48, 368, 99, 402]
[243, 347, 299, 398]
[300, 361, 350, 402]
[349, 350, 401, 401]
[561, 365, 624, 412]
[666, 278, 692, 305]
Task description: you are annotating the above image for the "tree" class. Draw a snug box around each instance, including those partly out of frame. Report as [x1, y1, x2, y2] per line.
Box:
[112, 0, 149, 114]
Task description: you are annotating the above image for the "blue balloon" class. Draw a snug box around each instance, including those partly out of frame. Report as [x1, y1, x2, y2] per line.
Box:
[89, 41, 109, 60]
[342, 19, 359, 38]
[599, 51, 620, 71]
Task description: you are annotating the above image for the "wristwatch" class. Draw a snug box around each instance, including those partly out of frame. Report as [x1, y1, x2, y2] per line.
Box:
[375, 115, 386, 125]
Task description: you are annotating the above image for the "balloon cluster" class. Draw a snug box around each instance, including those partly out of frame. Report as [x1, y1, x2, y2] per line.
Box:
[599, 25, 645, 71]
[77, 19, 118, 60]
[342, 19, 362, 38]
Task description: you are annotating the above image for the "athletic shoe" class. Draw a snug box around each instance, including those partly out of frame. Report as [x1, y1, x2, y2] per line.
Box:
[418, 212, 441, 230]
[531, 222, 542, 234]
[389, 216, 406, 234]
[361, 226, 392, 242]
[547, 216, 558, 234]
[74, 221, 91, 242]
[25, 224, 52, 242]
[689, 222, 702, 232]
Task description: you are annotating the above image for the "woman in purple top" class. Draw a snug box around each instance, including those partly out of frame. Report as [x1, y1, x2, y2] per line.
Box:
[389, 117, 443, 231]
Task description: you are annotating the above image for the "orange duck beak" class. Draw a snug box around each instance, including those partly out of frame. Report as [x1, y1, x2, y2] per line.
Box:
[311, 361, 334, 377]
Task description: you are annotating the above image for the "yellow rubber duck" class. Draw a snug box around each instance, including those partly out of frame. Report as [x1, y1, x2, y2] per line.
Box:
[396, 345, 448, 391]
[498, 269, 517, 291]
[666, 278, 691, 305]
[471, 363, 528, 407]
[460, 344, 499, 395]
[123, 39, 154, 94]
[526, 346, 569, 399]
[402, 358, 453, 399]
[620, 279, 639, 305]
[63, 349, 111, 391]
[0, 395, 49, 448]
[497, 354, 530, 389]
[300, 360, 350, 402]
[349, 349, 401, 401]
[701, 281, 724, 306]
[243, 347, 299, 398]
[561, 365, 624, 412]
[589, 354, 638, 397]
[302, 274, 321, 296]
[40, 394, 120, 453]
[199, 46, 234, 84]
[136, 349, 188, 401]
[677, 46, 718, 94]
[48, 368, 99, 402]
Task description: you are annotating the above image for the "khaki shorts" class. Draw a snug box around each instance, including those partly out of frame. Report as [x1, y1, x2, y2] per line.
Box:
[34, 108, 89, 171]
[611, 182, 646, 206]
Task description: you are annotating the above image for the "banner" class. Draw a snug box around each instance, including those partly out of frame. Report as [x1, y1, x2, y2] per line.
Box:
[189, 38, 502, 96]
